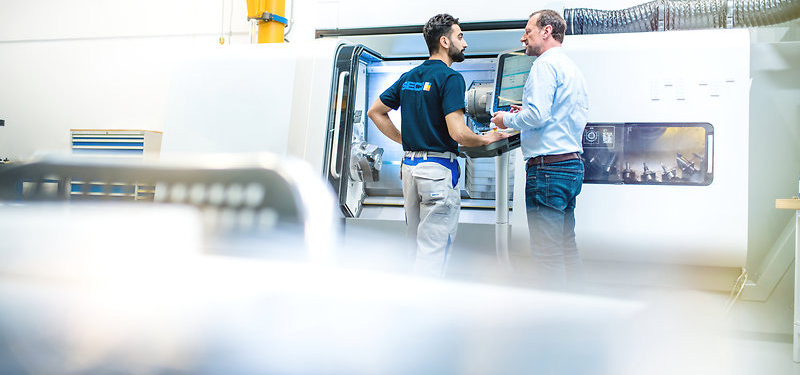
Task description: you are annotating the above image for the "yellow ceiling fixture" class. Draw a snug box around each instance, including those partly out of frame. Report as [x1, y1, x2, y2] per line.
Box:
[246, 0, 287, 43]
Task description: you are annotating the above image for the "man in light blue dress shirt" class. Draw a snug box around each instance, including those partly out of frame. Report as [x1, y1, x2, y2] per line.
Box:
[491, 9, 589, 290]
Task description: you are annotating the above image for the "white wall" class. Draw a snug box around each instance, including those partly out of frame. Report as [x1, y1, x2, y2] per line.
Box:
[0, 0, 687, 161]
[313, 0, 645, 30]
[746, 25, 800, 271]
[0, 0, 319, 161]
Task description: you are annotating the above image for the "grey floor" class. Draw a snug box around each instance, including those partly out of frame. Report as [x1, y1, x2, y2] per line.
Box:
[473, 266, 800, 374]
[353, 224, 800, 374]
[721, 267, 800, 375]
[342, 217, 800, 373]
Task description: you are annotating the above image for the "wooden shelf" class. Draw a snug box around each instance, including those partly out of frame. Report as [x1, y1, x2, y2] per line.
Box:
[776, 198, 800, 210]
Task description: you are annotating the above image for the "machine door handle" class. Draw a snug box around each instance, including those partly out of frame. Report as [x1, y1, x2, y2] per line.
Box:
[330, 70, 349, 179]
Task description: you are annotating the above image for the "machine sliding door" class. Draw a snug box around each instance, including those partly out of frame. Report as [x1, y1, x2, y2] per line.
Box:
[324, 44, 383, 217]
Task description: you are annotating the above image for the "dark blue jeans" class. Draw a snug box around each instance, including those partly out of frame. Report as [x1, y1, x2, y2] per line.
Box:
[525, 158, 584, 290]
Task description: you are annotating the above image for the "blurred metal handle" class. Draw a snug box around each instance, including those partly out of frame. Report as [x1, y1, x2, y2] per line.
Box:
[330, 71, 349, 179]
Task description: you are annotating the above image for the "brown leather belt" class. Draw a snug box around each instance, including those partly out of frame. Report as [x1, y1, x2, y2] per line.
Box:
[526, 152, 580, 170]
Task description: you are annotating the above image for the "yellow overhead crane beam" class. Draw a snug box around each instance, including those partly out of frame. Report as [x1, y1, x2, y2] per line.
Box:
[246, 0, 286, 43]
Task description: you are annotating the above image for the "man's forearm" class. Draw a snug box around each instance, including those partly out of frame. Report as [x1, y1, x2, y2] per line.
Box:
[454, 127, 490, 147]
[446, 111, 493, 147]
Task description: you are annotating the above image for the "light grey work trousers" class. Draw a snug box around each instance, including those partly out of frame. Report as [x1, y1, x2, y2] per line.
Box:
[401, 153, 461, 278]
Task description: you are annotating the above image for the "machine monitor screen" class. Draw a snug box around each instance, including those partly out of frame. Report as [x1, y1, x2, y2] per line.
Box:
[493, 50, 536, 113]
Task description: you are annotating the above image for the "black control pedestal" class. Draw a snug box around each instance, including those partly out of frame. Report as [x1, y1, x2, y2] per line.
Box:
[459, 132, 521, 159]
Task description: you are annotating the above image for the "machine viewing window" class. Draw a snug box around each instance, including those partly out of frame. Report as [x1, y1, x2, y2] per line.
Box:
[493, 51, 536, 112]
[582, 123, 714, 186]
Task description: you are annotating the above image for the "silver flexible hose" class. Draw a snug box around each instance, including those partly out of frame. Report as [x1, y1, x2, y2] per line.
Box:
[565, 0, 800, 34]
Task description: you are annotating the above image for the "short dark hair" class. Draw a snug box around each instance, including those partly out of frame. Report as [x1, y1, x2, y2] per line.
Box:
[531, 10, 566, 43]
[422, 14, 459, 55]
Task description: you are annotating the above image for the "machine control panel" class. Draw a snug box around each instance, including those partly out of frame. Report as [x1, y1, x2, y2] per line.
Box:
[583, 125, 616, 149]
[492, 50, 536, 113]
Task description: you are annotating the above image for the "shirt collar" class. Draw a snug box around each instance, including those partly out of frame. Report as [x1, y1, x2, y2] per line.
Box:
[423, 59, 447, 66]
[539, 46, 562, 58]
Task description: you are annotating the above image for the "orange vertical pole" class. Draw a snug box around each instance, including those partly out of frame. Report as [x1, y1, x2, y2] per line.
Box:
[246, 0, 286, 43]
[259, 0, 285, 43]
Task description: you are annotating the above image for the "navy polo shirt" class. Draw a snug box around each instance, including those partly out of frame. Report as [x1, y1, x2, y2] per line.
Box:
[378, 59, 466, 154]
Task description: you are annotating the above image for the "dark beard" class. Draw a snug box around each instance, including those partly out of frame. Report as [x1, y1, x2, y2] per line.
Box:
[527, 44, 542, 57]
[449, 45, 465, 62]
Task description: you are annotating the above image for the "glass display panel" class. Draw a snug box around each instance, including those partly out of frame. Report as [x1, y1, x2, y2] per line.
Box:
[582, 123, 713, 186]
[493, 51, 536, 112]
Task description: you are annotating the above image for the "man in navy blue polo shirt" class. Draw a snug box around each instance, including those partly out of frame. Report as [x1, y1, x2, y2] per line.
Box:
[367, 13, 508, 278]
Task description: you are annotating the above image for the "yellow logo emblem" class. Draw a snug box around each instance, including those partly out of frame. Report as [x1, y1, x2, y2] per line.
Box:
[423, 82, 431, 91]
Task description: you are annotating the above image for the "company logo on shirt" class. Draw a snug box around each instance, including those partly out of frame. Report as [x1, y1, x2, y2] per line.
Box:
[402, 81, 431, 92]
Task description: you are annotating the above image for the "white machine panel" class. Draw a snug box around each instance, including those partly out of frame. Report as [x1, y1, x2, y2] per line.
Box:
[511, 29, 750, 267]
[162, 39, 341, 176]
[162, 45, 296, 156]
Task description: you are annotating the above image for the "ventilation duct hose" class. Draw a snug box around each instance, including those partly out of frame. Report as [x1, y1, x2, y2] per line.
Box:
[565, 0, 800, 34]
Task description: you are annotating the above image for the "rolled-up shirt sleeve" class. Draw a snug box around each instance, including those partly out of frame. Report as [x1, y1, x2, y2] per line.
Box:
[503, 60, 557, 130]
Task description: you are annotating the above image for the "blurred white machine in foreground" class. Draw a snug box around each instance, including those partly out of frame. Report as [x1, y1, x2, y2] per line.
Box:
[0, 201, 744, 375]
[0, 153, 340, 262]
